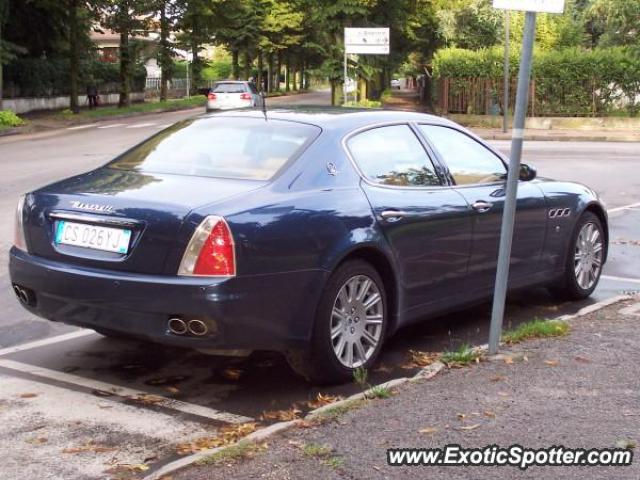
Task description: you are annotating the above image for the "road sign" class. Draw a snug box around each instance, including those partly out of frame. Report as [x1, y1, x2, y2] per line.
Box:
[493, 0, 564, 13]
[344, 28, 390, 55]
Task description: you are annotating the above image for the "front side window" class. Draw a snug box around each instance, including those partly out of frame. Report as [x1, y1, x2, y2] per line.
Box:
[110, 117, 320, 180]
[347, 125, 441, 187]
[419, 125, 506, 185]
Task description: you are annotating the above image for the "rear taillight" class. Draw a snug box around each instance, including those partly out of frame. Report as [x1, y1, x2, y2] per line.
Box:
[178, 216, 235, 277]
[208, 93, 217, 100]
[240, 93, 252, 100]
[13, 195, 27, 252]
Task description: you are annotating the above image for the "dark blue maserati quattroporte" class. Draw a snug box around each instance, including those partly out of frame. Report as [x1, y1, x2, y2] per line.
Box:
[10, 109, 608, 384]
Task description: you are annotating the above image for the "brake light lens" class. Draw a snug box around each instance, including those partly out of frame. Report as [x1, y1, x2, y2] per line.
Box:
[208, 92, 217, 100]
[178, 216, 235, 277]
[240, 93, 252, 100]
[14, 195, 27, 252]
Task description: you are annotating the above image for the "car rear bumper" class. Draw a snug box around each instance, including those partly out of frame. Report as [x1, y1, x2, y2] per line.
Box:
[9, 248, 327, 352]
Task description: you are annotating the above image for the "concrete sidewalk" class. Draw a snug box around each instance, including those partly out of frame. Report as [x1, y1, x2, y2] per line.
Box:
[173, 297, 640, 480]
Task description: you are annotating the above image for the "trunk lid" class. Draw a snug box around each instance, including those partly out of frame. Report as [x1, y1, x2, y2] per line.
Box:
[25, 167, 264, 274]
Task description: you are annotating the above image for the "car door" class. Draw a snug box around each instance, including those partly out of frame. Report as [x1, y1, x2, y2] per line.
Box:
[346, 124, 473, 317]
[417, 124, 547, 292]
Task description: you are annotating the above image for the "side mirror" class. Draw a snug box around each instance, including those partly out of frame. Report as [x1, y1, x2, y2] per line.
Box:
[519, 163, 537, 182]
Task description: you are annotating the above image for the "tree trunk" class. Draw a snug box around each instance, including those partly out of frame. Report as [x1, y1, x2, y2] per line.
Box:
[242, 50, 251, 80]
[330, 81, 336, 106]
[267, 54, 274, 93]
[256, 50, 263, 92]
[69, 0, 80, 113]
[232, 49, 239, 80]
[300, 59, 305, 91]
[159, 1, 170, 101]
[285, 56, 290, 92]
[191, 39, 200, 92]
[275, 53, 282, 91]
[118, 29, 131, 108]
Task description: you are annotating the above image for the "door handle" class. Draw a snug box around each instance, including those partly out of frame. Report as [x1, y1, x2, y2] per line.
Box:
[380, 210, 408, 222]
[472, 201, 493, 213]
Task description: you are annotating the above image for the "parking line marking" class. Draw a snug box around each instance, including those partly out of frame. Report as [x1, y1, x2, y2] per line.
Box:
[67, 124, 99, 130]
[97, 123, 126, 129]
[608, 202, 640, 213]
[0, 358, 253, 424]
[602, 275, 640, 285]
[126, 123, 157, 129]
[0, 329, 96, 357]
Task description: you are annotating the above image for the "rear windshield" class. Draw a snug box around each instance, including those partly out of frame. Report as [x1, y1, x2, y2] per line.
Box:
[109, 117, 320, 180]
[212, 83, 247, 93]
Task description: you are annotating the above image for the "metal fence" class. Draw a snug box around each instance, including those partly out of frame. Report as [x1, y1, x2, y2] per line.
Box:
[434, 77, 638, 117]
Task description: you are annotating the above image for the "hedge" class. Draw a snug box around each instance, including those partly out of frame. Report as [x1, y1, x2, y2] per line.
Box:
[3, 59, 147, 98]
[433, 47, 640, 116]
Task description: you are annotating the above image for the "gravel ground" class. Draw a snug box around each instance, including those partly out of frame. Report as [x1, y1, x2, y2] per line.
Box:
[174, 298, 640, 480]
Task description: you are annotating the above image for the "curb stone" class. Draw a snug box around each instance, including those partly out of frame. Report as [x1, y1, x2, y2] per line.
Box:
[142, 294, 631, 480]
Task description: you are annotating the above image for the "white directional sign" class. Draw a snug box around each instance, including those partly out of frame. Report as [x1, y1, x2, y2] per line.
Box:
[345, 28, 390, 55]
[493, 0, 565, 13]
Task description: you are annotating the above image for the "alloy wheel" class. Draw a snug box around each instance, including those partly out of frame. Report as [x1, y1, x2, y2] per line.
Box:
[330, 274, 384, 368]
[574, 222, 604, 290]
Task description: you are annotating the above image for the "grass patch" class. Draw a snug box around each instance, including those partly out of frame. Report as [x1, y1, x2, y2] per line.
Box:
[440, 344, 480, 366]
[59, 97, 205, 120]
[0, 110, 25, 128]
[367, 384, 392, 399]
[343, 99, 382, 109]
[311, 399, 364, 423]
[502, 318, 570, 345]
[326, 456, 345, 468]
[303, 442, 333, 458]
[197, 441, 266, 465]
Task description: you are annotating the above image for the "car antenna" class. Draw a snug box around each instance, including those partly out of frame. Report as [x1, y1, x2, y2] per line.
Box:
[261, 91, 268, 121]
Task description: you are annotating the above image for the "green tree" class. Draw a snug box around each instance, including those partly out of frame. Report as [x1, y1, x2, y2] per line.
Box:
[588, 0, 640, 47]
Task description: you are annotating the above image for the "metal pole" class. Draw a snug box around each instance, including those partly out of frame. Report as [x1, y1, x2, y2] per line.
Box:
[488, 11, 537, 355]
[503, 11, 510, 133]
[343, 50, 348, 105]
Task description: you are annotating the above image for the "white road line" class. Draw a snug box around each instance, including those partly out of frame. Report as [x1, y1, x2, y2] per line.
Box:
[0, 329, 96, 357]
[608, 202, 640, 213]
[67, 124, 99, 130]
[126, 123, 157, 129]
[0, 358, 253, 424]
[602, 275, 640, 285]
[97, 123, 127, 129]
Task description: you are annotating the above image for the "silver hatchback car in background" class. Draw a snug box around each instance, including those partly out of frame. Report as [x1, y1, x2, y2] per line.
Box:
[206, 81, 263, 111]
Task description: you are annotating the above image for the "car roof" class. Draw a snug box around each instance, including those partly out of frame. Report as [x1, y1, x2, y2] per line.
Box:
[214, 80, 249, 84]
[202, 107, 458, 132]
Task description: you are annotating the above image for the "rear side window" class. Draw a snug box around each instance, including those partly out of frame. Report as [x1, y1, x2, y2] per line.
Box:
[347, 125, 441, 187]
[419, 125, 506, 185]
[110, 117, 320, 180]
[212, 83, 247, 94]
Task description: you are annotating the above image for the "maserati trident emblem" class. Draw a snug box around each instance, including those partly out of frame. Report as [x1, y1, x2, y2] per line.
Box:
[70, 201, 115, 213]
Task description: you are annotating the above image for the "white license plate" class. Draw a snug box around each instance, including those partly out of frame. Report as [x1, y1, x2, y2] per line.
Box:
[54, 221, 132, 254]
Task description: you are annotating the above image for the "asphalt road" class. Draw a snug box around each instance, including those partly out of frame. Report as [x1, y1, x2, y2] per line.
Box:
[0, 89, 639, 479]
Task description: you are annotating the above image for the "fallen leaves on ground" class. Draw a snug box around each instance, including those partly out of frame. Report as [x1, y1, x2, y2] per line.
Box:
[504, 357, 514, 365]
[63, 441, 116, 454]
[25, 437, 48, 445]
[373, 364, 392, 373]
[260, 407, 301, 422]
[176, 422, 258, 455]
[544, 359, 560, 367]
[145, 375, 189, 386]
[490, 375, 506, 382]
[484, 410, 496, 418]
[615, 439, 637, 449]
[574, 356, 591, 364]
[457, 413, 467, 421]
[401, 350, 439, 369]
[457, 424, 481, 431]
[104, 464, 149, 475]
[306, 393, 342, 409]
[128, 394, 164, 405]
[92, 390, 114, 397]
[419, 427, 439, 435]
[18, 393, 38, 399]
[221, 368, 244, 381]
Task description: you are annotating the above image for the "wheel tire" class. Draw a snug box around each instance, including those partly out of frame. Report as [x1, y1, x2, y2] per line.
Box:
[549, 211, 605, 301]
[286, 260, 388, 385]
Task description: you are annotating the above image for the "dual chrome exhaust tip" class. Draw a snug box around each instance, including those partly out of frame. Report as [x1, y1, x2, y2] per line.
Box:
[168, 318, 209, 336]
[13, 284, 35, 307]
